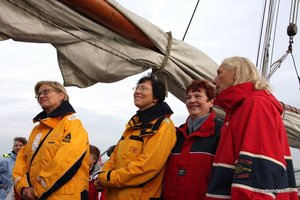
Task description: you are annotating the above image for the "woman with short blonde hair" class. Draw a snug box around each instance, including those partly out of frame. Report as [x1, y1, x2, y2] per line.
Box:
[13, 80, 89, 200]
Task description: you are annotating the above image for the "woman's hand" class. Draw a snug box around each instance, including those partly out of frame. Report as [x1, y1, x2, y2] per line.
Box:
[94, 179, 104, 192]
[21, 187, 38, 200]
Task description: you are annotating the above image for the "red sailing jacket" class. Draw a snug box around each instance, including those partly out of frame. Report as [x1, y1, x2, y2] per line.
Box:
[206, 82, 298, 200]
[163, 112, 223, 200]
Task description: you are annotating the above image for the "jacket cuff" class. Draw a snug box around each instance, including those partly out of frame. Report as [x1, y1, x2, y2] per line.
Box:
[34, 181, 45, 198]
[15, 177, 29, 194]
[97, 170, 113, 187]
[33, 185, 45, 198]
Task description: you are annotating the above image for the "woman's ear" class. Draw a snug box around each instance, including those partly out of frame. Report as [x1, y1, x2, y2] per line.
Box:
[208, 99, 214, 108]
[59, 92, 65, 101]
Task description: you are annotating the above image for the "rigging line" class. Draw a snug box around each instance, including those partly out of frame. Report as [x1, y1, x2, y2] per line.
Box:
[267, 51, 289, 80]
[290, 53, 300, 89]
[260, 0, 277, 78]
[182, 0, 200, 41]
[6, 0, 157, 70]
[287, 0, 299, 38]
[256, 0, 268, 69]
[289, 0, 299, 24]
[268, 0, 300, 82]
[269, 0, 281, 69]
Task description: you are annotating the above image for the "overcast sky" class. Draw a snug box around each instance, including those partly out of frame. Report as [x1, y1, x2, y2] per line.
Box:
[1, 0, 300, 166]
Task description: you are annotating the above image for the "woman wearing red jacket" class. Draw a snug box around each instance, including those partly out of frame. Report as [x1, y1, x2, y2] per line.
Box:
[206, 56, 298, 200]
[163, 80, 223, 200]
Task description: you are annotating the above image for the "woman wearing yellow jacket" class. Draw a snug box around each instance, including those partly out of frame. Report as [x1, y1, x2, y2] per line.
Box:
[13, 81, 89, 200]
[94, 75, 177, 200]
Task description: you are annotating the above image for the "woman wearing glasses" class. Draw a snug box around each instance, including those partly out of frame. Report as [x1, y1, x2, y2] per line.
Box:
[94, 74, 177, 199]
[13, 81, 89, 200]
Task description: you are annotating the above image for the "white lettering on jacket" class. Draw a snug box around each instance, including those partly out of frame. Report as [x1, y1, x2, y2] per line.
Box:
[32, 133, 42, 153]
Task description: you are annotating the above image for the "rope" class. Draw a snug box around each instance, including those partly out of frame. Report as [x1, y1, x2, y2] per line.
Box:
[269, 0, 281, 69]
[256, 0, 268, 68]
[289, 0, 299, 25]
[267, 51, 289, 80]
[260, 0, 278, 78]
[7, 0, 187, 98]
[267, 0, 300, 89]
[150, 31, 172, 74]
[280, 101, 300, 114]
[151, 31, 172, 97]
[160, 31, 172, 71]
[290, 53, 300, 89]
[182, 0, 200, 41]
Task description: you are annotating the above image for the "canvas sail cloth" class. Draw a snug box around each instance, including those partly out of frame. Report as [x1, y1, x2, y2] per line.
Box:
[0, 0, 299, 148]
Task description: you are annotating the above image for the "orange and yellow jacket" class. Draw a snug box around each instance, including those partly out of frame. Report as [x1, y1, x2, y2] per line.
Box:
[13, 101, 89, 200]
[98, 102, 176, 200]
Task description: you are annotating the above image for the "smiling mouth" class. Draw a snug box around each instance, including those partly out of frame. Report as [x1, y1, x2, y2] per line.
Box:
[189, 105, 199, 109]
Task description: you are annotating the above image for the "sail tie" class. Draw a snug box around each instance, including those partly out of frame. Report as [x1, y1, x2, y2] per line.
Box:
[160, 31, 172, 71]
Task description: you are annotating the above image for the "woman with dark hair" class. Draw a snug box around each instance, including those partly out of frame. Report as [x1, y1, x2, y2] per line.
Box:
[95, 75, 176, 199]
[163, 80, 223, 200]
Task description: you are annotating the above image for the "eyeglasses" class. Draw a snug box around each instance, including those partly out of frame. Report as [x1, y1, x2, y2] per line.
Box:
[132, 85, 151, 93]
[35, 89, 57, 99]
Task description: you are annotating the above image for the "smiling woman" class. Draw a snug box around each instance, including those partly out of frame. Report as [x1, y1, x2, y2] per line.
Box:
[1, 0, 300, 195]
[95, 74, 177, 199]
[0, 40, 187, 165]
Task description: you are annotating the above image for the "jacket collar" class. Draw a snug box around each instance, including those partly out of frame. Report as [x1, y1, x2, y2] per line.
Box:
[129, 102, 173, 126]
[33, 101, 76, 122]
[187, 113, 209, 134]
[9, 151, 17, 160]
[179, 112, 216, 138]
[214, 82, 254, 114]
[214, 82, 283, 115]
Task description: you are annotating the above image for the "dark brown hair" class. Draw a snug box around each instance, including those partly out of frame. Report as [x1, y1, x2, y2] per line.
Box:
[90, 144, 100, 161]
[186, 80, 216, 101]
[137, 75, 166, 103]
[14, 137, 27, 145]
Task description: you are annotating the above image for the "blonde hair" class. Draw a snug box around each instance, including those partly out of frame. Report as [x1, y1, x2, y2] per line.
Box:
[34, 81, 69, 101]
[221, 56, 269, 90]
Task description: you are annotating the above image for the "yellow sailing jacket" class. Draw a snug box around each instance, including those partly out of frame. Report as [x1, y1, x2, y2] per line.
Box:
[13, 101, 89, 200]
[98, 102, 176, 200]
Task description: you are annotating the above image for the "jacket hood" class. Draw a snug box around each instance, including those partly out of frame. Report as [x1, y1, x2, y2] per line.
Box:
[33, 101, 76, 122]
[214, 82, 283, 114]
